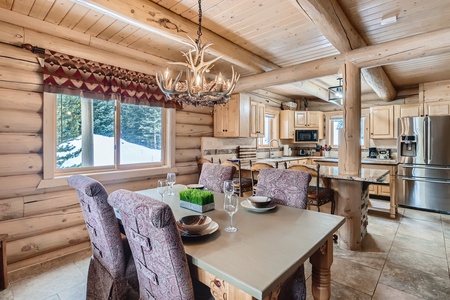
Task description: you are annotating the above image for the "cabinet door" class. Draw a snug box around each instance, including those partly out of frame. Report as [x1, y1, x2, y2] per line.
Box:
[294, 111, 307, 127]
[279, 110, 294, 139]
[370, 105, 394, 139]
[398, 104, 422, 118]
[307, 111, 322, 128]
[250, 101, 265, 137]
[425, 101, 450, 116]
[368, 184, 377, 195]
[224, 96, 240, 137]
[213, 105, 227, 137]
[378, 185, 391, 197]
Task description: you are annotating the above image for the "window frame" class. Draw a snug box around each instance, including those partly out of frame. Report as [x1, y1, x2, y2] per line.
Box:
[258, 109, 279, 148]
[326, 110, 370, 149]
[39, 93, 177, 189]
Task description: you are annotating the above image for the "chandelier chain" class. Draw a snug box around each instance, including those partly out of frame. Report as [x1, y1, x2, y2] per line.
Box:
[196, 0, 203, 45]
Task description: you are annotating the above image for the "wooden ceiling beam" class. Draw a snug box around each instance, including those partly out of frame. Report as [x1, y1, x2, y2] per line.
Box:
[235, 28, 450, 93]
[290, 0, 396, 102]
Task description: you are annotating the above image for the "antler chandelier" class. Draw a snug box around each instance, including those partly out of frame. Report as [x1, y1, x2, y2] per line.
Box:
[156, 0, 239, 107]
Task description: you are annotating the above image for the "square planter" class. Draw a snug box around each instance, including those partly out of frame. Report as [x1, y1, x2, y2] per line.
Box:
[180, 200, 215, 213]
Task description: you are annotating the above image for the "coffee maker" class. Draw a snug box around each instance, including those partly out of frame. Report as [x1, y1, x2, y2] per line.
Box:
[368, 147, 378, 158]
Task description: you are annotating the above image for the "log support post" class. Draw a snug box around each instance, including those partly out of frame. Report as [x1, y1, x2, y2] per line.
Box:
[337, 61, 365, 250]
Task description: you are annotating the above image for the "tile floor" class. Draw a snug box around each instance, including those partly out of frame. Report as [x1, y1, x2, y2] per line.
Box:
[1, 201, 449, 300]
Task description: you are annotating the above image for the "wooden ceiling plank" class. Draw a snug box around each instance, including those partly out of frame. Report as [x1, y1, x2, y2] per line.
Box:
[107, 24, 142, 44]
[43, 0, 74, 25]
[58, 3, 90, 29]
[71, 9, 102, 33]
[11, 0, 33, 15]
[236, 28, 450, 93]
[84, 14, 116, 37]
[0, 0, 13, 10]
[290, 0, 396, 102]
[76, 0, 279, 72]
[28, 0, 54, 20]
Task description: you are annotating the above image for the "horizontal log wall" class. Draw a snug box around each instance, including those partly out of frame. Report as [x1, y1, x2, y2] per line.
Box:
[0, 41, 209, 273]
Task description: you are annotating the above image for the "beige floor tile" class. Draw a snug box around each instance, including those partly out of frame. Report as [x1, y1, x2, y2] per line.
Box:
[330, 256, 381, 295]
[379, 262, 450, 300]
[401, 214, 443, 230]
[392, 233, 447, 258]
[73, 257, 90, 277]
[305, 277, 371, 300]
[367, 222, 397, 240]
[396, 223, 445, 243]
[372, 283, 422, 300]
[387, 246, 448, 278]
[42, 295, 60, 300]
[403, 208, 442, 222]
[0, 288, 14, 300]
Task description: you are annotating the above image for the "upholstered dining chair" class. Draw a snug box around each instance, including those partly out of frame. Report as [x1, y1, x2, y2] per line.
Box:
[286, 163, 335, 214]
[255, 168, 312, 299]
[67, 175, 139, 300]
[196, 156, 214, 174]
[249, 161, 274, 195]
[198, 163, 236, 192]
[107, 189, 213, 300]
[220, 159, 253, 197]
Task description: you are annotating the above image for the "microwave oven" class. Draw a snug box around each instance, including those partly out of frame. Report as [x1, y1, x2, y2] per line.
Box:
[295, 129, 319, 142]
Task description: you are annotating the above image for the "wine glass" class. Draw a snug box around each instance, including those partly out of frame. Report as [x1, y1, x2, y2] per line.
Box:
[223, 180, 234, 196]
[224, 194, 239, 232]
[166, 172, 176, 196]
[157, 179, 167, 202]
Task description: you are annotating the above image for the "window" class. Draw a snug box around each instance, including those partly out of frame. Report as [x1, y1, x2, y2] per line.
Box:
[328, 114, 368, 148]
[42, 93, 174, 187]
[259, 111, 279, 147]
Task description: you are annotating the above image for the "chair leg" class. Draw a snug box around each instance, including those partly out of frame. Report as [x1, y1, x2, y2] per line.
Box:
[330, 199, 335, 215]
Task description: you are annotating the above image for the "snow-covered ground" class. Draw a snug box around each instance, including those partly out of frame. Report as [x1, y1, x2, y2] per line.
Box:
[58, 134, 161, 168]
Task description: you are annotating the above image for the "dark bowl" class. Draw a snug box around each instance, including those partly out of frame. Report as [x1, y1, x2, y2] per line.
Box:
[179, 215, 212, 234]
[248, 196, 272, 208]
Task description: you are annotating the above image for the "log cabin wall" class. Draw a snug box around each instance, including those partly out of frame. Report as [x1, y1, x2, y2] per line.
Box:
[0, 41, 209, 274]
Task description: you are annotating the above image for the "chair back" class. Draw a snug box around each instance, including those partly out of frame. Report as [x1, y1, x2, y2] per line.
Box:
[67, 175, 125, 278]
[198, 163, 236, 192]
[196, 156, 213, 174]
[287, 164, 321, 194]
[249, 162, 274, 192]
[255, 168, 311, 209]
[108, 189, 194, 300]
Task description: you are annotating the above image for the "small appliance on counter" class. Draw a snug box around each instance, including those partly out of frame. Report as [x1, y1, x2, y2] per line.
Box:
[283, 145, 292, 156]
[378, 149, 391, 160]
[368, 147, 378, 158]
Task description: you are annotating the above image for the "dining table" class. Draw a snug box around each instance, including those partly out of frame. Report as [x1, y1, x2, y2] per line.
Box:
[134, 184, 345, 300]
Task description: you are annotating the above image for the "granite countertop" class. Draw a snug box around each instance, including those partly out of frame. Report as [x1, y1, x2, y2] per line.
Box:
[304, 164, 390, 183]
[314, 157, 399, 166]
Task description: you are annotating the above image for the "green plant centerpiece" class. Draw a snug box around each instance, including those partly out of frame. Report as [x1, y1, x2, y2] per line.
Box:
[179, 189, 215, 213]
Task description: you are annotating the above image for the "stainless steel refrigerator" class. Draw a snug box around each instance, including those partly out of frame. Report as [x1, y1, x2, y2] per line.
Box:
[397, 115, 450, 213]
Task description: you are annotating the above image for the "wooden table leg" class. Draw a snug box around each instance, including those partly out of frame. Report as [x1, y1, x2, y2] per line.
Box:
[0, 234, 7, 291]
[309, 237, 333, 300]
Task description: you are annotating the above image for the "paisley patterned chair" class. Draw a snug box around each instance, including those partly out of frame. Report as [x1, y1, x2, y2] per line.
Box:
[67, 175, 139, 300]
[108, 189, 213, 300]
[198, 163, 236, 192]
[255, 168, 312, 300]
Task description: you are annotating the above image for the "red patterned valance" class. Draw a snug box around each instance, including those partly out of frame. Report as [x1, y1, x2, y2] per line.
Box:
[43, 50, 176, 108]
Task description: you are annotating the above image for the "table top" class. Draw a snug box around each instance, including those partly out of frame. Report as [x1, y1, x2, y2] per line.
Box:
[137, 185, 345, 299]
[305, 164, 390, 183]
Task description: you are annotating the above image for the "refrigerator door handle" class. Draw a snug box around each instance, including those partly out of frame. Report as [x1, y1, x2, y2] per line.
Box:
[401, 164, 449, 171]
[402, 177, 449, 184]
[427, 117, 431, 163]
[423, 117, 428, 164]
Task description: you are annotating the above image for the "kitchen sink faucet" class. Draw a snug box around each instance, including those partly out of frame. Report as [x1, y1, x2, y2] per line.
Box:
[269, 139, 280, 158]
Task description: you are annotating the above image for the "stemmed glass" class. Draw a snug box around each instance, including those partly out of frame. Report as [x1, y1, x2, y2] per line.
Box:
[166, 172, 176, 196]
[157, 179, 167, 202]
[223, 180, 235, 196]
[224, 194, 239, 232]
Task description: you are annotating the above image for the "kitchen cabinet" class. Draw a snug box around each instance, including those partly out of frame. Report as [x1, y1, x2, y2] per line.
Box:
[279, 110, 295, 139]
[424, 100, 450, 116]
[394, 103, 423, 138]
[250, 101, 265, 138]
[214, 94, 250, 137]
[294, 111, 324, 139]
[369, 183, 390, 197]
[370, 105, 394, 139]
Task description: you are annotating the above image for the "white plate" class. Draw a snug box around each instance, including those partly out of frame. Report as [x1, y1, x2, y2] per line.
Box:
[177, 221, 219, 237]
[186, 184, 205, 189]
[240, 199, 276, 212]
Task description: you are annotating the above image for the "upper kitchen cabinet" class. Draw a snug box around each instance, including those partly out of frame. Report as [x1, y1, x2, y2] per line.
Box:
[280, 110, 295, 139]
[424, 101, 450, 116]
[370, 105, 394, 139]
[294, 111, 323, 128]
[250, 101, 265, 138]
[395, 103, 423, 118]
[214, 94, 250, 137]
